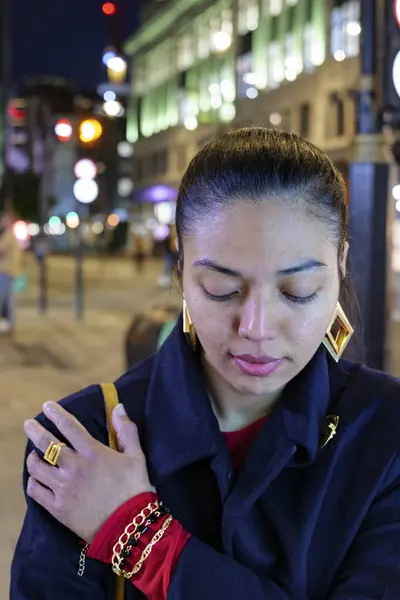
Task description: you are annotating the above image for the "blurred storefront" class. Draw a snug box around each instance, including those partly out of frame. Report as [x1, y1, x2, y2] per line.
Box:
[124, 0, 362, 194]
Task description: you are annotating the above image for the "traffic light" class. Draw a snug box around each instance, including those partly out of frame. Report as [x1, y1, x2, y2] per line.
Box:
[7, 99, 26, 125]
[54, 118, 73, 142]
[78, 119, 103, 143]
[102, 2, 116, 15]
[382, 0, 400, 111]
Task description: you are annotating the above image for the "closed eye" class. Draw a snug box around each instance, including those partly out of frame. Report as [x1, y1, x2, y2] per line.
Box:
[203, 289, 238, 302]
[282, 291, 319, 304]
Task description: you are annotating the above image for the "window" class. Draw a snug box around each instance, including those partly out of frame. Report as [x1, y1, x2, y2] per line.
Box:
[134, 59, 146, 96]
[198, 19, 210, 59]
[330, 94, 345, 136]
[285, 33, 298, 80]
[300, 103, 311, 137]
[237, 31, 253, 56]
[269, 0, 283, 15]
[178, 70, 187, 90]
[236, 53, 253, 98]
[303, 22, 314, 73]
[268, 42, 283, 88]
[336, 98, 345, 136]
[177, 34, 194, 70]
[237, 32, 253, 98]
[238, 0, 259, 34]
[176, 145, 187, 171]
[330, 0, 360, 60]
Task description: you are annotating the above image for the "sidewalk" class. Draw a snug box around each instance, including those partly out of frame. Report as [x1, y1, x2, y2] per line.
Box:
[0, 256, 180, 595]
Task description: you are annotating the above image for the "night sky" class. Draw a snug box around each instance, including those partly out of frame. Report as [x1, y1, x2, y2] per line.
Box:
[13, 0, 140, 91]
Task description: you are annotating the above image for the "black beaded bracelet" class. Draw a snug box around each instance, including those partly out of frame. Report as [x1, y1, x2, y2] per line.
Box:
[119, 503, 170, 568]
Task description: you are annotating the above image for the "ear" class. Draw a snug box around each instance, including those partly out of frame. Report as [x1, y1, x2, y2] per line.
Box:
[340, 241, 349, 280]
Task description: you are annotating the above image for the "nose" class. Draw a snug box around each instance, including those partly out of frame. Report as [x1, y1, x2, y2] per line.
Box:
[237, 294, 280, 342]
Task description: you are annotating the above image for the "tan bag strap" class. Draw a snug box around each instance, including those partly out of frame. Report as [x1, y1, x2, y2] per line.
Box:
[100, 383, 125, 600]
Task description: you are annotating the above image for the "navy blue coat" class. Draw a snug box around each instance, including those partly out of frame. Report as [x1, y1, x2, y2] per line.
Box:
[11, 318, 400, 599]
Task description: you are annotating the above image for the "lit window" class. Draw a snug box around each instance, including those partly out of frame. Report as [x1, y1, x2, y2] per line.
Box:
[177, 34, 194, 70]
[269, 0, 283, 16]
[238, 0, 259, 34]
[237, 54, 253, 98]
[198, 19, 210, 59]
[303, 23, 314, 73]
[268, 42, 284, 88]
[330, 0, 360, 60]
[285, 34, 298, 81]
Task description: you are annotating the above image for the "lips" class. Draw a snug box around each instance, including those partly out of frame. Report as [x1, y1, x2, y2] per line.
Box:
[231, 353, 284, 377]
[232, 354, 278, 364]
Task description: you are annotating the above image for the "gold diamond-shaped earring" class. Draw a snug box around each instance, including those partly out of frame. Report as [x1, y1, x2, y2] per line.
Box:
[322, 302, 354, 362]
[183, 295, 197, 350]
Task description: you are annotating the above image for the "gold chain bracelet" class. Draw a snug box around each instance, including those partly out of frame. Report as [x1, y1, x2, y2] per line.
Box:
[112, 501, 160, 574]
[124, 515, 173, 579]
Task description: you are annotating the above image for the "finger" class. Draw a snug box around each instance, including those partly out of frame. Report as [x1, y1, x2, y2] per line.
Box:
[26, 451, 60, 491]
[42, 402, 93, 453]
[112, 404, 142, 456]
[23, 419, 72, 468]
[27, 476, 55, 512]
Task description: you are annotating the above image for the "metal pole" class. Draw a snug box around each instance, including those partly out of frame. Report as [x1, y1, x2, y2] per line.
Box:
[0, 0, 12, 192]
[347, 0, 390, 369]
[37, 103, 50, 313]
[75, 214, 84, 321]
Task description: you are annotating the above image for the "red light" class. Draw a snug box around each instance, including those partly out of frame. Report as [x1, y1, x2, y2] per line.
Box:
[55, 118, 73, 142]
[102, 2, 116, 15]
[7, 102, 25, 122]
[395, 0, 400, 28]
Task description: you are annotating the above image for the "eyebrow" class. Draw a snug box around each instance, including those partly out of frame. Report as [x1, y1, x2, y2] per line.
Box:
[192, 258, 327, 278]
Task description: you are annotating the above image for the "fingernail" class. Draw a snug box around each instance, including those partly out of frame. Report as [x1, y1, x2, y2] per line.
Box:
[116, 403, 126, 416]
[43, 401, 56, 413]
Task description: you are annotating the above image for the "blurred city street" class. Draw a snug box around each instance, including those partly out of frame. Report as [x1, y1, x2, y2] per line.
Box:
[3, 0, 400, 594]
[0, 253, 179, 596]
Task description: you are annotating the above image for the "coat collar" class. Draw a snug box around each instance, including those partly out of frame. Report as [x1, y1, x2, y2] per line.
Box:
[145, 314, 333, 481]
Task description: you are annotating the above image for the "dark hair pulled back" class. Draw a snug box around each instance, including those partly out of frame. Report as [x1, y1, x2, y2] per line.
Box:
[175, 127, 362, 359]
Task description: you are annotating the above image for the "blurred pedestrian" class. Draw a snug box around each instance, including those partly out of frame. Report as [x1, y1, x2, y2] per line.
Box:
[158, 225, 177, 287]
[132, 235, 146, 275]
[0, 212, 23, 335]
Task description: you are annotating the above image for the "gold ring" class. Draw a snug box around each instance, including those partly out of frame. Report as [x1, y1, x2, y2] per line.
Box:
[43, 442, 66, 466]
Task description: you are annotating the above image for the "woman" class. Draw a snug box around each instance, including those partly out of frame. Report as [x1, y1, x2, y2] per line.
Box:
[11, 128, 400, 599]
[0, 212, 22, 334]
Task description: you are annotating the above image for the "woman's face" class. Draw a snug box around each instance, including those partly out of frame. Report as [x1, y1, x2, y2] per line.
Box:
[182, 199, 345, 398]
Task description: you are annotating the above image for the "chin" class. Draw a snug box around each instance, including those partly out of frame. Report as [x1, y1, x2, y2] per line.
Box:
[224, 363, 289, 396]
[230, 375, 284, 396]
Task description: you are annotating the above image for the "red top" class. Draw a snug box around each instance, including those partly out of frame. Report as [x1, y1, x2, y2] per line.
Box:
[88, 415, 268, 600]
[222, 415, 268, 471]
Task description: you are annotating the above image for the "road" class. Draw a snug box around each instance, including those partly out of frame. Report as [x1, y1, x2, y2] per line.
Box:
[0, 253, 180, 596]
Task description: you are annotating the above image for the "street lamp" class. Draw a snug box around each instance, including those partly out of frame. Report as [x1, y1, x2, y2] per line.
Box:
[73, 179, 99, 204]
[73, 157, 99, 321]
[103, 99, 124, 117]
[74, 158, 97, 180]
[107, 56, 127, 84]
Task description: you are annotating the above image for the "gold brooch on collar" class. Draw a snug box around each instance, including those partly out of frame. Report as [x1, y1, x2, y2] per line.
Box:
[319, 415, 340, 449]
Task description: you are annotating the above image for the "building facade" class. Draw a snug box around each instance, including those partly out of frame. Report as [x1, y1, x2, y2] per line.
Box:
[124, 0, 361, 199]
